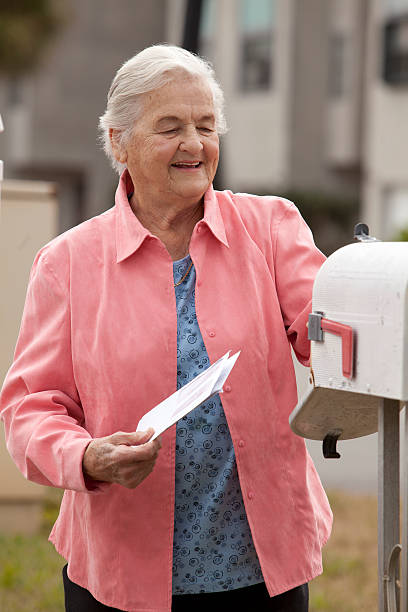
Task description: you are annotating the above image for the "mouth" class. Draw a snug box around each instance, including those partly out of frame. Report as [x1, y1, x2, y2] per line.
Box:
[171, 161, 202, 169]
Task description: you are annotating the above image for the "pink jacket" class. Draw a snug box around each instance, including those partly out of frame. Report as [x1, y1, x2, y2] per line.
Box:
[0, 171, 332, 611]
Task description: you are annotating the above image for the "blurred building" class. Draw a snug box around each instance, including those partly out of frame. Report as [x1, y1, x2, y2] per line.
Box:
[0, 0, 166, 233]
[363, 0, 408, 239]
[168, 0, 408, 241]
[0, 0, 407, 240]
[1, 0, 407, 509]
[0, 0, 167, 526]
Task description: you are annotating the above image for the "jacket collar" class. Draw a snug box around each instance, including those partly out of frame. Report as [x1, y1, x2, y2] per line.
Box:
[115, 170, 228, 263]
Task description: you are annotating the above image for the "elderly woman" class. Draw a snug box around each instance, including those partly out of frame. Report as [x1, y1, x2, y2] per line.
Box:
[0, 45, 332, 611]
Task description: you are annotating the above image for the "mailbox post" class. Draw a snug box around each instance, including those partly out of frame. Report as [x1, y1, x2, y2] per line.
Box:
[290, 230, 408, 612]
[403, 410, 408, 612]
[378, 399, 400, 612]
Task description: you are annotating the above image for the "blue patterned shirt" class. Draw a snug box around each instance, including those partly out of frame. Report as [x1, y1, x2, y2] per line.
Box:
[172, 254, 264, 594]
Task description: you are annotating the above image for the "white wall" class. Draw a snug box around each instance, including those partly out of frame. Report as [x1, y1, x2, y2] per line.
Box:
[325, 0, 366, 166]
[166, 0, 295, 192]
[362, 0, 408, 238]
[0, 180, 57, 530]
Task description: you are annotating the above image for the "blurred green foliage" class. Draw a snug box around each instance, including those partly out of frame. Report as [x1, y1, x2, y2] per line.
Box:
[0, 0, 63, 76]
[282, 190, 358, 255]
[41, 487, 63, 534]
[0, 489, 378, 611]
[0, 532, 64, 611]
[255, 188, 359, 255]
[0, 488, 64, 611]
[394, 227, 408, 241]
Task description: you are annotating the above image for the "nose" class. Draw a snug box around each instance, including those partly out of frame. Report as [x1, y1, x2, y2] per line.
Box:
[179, 127, 203, 155]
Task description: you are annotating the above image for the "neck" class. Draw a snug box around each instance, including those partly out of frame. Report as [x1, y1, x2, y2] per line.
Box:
[129, 194, 204, 261]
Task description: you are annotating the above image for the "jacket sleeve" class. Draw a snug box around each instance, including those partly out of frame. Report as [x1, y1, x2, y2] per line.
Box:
[273, 203, 326, 366]
[0, 250, 107, 493]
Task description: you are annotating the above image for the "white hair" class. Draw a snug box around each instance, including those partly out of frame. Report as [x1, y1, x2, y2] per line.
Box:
[99, 44, 227, 175]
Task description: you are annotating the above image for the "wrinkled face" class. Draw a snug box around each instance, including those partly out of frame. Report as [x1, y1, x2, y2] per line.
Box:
[112, 74, 220, 206]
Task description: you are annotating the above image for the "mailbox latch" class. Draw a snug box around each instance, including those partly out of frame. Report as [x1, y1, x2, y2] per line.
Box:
[308, 312, 354, 379]
[323, 430, 342, 459]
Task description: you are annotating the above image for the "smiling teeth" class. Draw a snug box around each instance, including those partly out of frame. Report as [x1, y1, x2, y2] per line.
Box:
[173, 162, 200, 167]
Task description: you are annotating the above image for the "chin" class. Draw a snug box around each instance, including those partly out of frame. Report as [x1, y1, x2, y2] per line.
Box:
[175, 181, 210, 201]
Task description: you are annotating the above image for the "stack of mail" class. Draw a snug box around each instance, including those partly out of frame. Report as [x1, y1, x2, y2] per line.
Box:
[136, 351, 240, 441]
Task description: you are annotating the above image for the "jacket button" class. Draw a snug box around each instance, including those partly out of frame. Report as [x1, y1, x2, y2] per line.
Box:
[224, 385, 231, 393]
[208, 331, 216, 337]
[238, 439, 245, 448]
[248, 491, 254, 500]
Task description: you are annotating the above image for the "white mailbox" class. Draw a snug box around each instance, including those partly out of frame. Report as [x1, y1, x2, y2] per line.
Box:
[290, 228, 408, 612]
[290, 239, 408, 442]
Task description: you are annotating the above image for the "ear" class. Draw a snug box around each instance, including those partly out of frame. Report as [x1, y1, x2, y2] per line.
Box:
[109, 128, 127, 163]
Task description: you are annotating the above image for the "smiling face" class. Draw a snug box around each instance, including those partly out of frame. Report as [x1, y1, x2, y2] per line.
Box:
[111, 73, 220, 210]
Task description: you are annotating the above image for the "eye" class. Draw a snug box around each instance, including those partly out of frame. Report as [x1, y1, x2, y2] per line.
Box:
[161, 128, 178, 135]
[198, 127, 214, 134]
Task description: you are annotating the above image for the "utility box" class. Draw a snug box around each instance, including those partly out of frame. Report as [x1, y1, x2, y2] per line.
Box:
[290, 240, 408, 441]
[0, 179, 58, 533]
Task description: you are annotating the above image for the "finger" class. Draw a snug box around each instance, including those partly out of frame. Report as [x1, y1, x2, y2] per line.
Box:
[118, 462, 156, 489]
[135, 438, 161, 459]
[114, 440, 160, 465]
[109, 429, 154, 446]
[128, 428, 156, 445]
[141, 428, 155, 442]
[121, 459, 156, 479]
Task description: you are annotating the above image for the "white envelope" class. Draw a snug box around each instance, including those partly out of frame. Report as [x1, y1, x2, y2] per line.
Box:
[136, 350, 240, 441]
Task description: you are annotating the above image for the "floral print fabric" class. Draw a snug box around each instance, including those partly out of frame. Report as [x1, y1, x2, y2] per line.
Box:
[172, 255, 264, 594]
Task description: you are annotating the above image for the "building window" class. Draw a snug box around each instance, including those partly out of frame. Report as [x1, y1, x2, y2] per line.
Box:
[383, 13, 408, 85]
[239, 0, 275, 92]
[328, 33, 348, 98]
[384, 0, 408, 17]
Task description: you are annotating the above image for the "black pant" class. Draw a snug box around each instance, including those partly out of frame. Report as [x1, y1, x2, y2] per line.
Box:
[63, 564, 308, 611]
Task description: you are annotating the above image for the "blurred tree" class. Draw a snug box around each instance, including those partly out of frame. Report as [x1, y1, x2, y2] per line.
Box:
[0, 0, 62, 76]
[394, 227, 408, 241]
[282, 190, 358, 255]
[254, 187, 359, 255]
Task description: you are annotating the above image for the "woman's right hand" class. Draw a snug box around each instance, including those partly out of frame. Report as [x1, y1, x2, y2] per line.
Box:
[82, 428, 161, 489]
